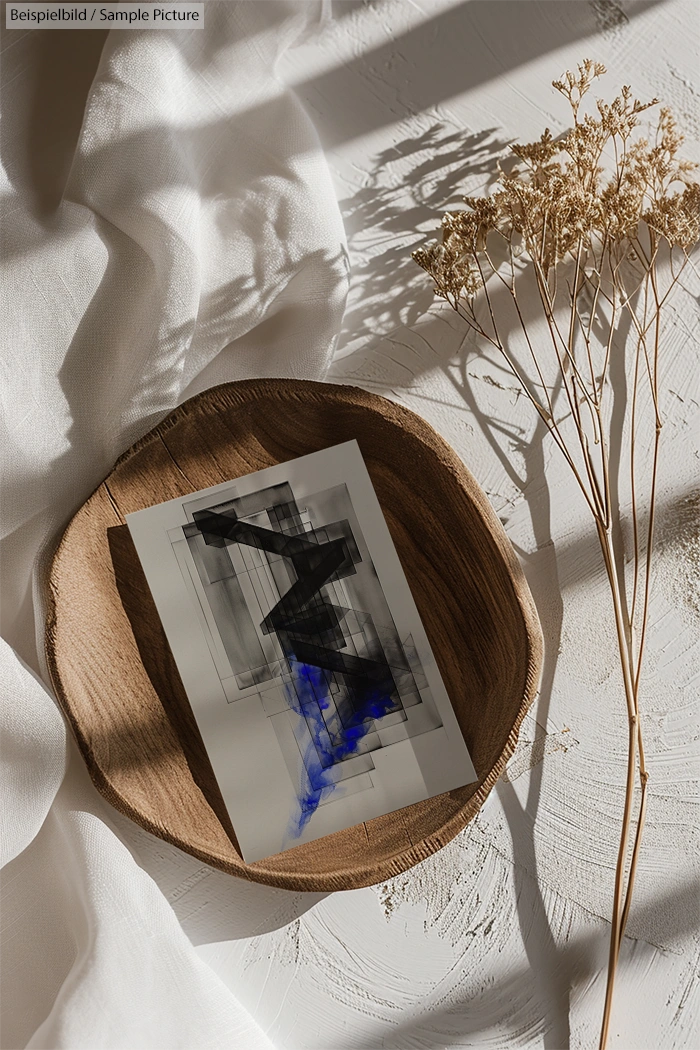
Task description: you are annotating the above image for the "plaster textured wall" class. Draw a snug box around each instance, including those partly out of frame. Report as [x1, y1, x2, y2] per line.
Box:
[115, 3, 699, 1047]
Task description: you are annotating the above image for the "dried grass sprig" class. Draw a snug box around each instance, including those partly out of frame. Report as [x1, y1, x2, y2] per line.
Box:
[413, 59, 699, 1049]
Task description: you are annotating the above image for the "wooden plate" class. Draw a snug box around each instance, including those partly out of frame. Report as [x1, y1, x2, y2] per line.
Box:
[45, 380, 543, 891]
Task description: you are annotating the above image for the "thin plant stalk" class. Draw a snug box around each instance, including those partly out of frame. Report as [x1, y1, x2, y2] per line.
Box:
[412, 60, 699, 1049]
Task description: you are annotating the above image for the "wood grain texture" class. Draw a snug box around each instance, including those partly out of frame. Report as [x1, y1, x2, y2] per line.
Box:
[45, 379, 543, 891]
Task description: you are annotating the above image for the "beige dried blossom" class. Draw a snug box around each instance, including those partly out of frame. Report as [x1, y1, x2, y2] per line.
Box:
[413, 61, 698, 287]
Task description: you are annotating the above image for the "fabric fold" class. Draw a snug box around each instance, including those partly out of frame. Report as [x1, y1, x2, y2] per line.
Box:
[1, 2, 347, 1046]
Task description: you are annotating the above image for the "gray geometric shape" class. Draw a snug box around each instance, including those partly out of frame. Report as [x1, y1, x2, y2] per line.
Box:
[186, 481, 441, 813]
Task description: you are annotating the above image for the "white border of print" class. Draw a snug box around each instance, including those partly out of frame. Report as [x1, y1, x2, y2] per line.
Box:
[127, 441, 476, 862]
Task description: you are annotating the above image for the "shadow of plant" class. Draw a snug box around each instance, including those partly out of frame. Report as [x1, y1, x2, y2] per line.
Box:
[332, 120, 579, 1045]
[332, 106, 699, 1043]
[336, 122, 509, 359]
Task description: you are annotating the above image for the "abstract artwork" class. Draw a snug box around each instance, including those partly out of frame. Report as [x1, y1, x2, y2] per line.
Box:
[127, 442, 476, 861]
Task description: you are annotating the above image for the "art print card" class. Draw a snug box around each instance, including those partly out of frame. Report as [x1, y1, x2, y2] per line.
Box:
[127, 441, 477, 862]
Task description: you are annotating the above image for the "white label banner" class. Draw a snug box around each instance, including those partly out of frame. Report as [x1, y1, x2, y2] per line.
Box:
[6, 4, 204, 28]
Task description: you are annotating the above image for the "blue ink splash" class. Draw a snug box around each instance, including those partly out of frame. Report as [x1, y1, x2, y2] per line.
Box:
[284, 660, 396, 837]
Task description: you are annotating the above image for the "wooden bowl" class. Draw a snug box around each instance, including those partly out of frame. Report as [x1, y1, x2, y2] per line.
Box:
[46, 380, 543, 891]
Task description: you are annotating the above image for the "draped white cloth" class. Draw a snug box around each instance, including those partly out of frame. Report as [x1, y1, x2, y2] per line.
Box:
[1, 3, 348, 1046]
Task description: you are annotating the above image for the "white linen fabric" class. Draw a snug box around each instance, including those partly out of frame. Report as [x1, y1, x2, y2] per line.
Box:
[1, 2, 348, 1046]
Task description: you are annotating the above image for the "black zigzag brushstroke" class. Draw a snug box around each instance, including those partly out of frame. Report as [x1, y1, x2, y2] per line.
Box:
[192, 507, 400, 729]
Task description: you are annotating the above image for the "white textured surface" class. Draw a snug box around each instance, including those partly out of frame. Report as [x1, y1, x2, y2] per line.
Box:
[190, 3, 699, 1048]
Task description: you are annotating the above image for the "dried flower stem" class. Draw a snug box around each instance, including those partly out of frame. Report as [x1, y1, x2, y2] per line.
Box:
[413, 60, 699, 1049]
